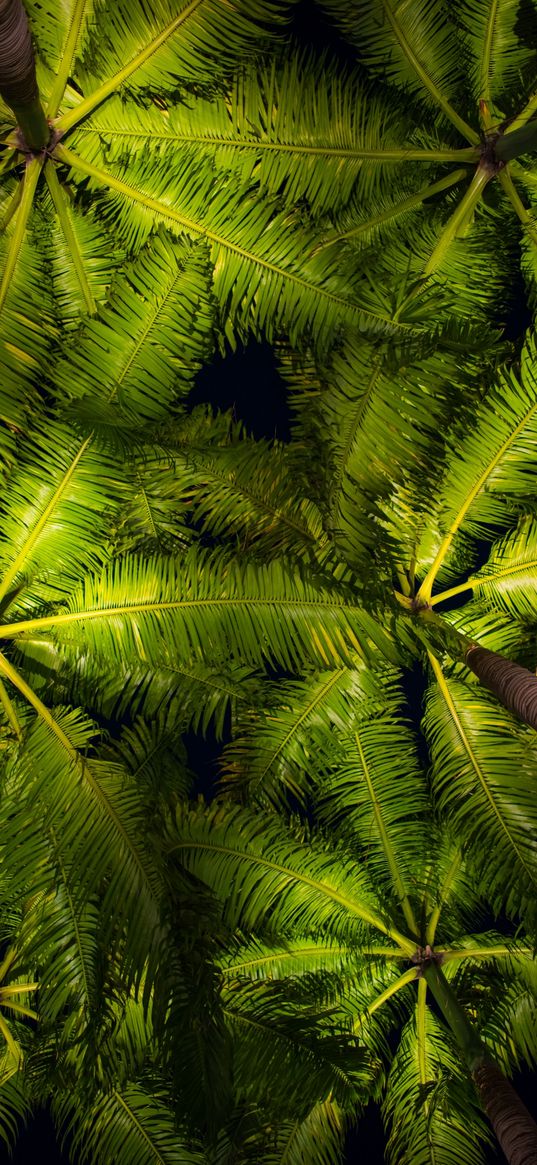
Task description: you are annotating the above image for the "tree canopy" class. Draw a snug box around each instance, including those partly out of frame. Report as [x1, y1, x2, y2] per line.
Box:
[0, 1, 537, 1163]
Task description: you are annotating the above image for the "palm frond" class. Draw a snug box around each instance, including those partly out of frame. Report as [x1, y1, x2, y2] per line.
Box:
[222, 976, 369, 1113]
[453, 515, 537, 620]
[71, 0, 294, 106]
[165, 801, 415, 953]
[0, 1055, 29, 1153]
[423, 660, 537, 924]
[455, 0, 535, 111]
[252, 1100, 347, 1165]
[0, 550, 397, 672]
[56, 231, 215, 425]
[319, 0, 476, 140]
[382, 1002, 489, 1165]
[415, 333, 537, 601]
[56, 143, 419, 352]
[0, 425, 119, 611]
[53, 1082, 205, 1165]
[223, 666, 385, 807]
[1, 708, 164, 989]
[71, 53, 427, 216]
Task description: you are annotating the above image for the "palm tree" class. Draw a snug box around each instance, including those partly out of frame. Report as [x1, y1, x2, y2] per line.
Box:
[0, 0, 537, 1160]
[132, 320, 537, 1161]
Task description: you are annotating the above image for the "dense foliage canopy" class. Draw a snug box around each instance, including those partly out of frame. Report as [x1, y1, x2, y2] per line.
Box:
[1, 1, 537, 1163]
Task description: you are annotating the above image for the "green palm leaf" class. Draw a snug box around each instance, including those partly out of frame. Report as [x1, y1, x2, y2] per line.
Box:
[0, 1056, 28, 1153]
[0, 550, 396, 671]
[423, 660, 537, 922]
[56, 231, 215, 425]
[0, 424, 119, 609]
[223, 666, 384, 807]
[415, 332, 537, 603]
[319, 0, 477, 141]
[222, 977, 368, 1113]
[456, 0, 535, 109]
[53, 1083, 205, 1165]
[166, 801, 415, 953]
[383, 998, 489, 1165]
[252, 1100, 347, 1165]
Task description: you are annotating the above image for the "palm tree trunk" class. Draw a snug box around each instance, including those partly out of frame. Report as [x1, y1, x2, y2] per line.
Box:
[415, 605, 537, 731]
[473, 1060, 537, 1165]
[465, 644, 537, 732]
[424, 959, 537, 1165]
[0, 0, 48, 150]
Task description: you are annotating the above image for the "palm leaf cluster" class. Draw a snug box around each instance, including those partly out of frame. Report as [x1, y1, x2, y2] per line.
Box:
[0, 1, 537, 1163]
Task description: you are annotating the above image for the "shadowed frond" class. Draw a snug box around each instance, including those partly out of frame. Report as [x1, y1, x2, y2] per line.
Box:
[222, 976, 369, 1112]
[423, 661, 537, 924]
[165, 801, 415, 953]
[53, 1082, 205, 1165]
[455, 0, 535, 110]
[223, 666, 385, 807]
[56, 231, 215, 425]
[382, 1001, 489, 1165]
[252, 1100, 347, 1165]
[319, 0, 476, 139]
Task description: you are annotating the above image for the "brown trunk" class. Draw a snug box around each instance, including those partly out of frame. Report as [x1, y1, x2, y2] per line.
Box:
[465, 644, 537, 731]
[0, 0, 38, 108]
[473, 1060, 537, 1165]
[0, 0, 48, 149]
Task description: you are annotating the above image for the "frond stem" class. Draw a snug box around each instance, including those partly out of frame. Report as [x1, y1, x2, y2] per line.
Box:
[0, 676, 22, 739]
[55, 0, 204, 134]
[354, 966, 418, 1029]
[425, 845, 461, 946]
[498, 166, 537, 247]
[46, 0, 91, 120]
[44, 161, 96, 313]
[438, 945, 533, 962]
[354, 730, 419, 937]
[318, 168, 470, 250]
[423, 163, 491, 276]
[0, 156, 41, 314]
[503, 93, 537, 136]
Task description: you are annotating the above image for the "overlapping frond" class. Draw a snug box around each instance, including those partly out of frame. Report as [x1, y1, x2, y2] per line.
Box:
[223, 977, 368, 1112]
[72, 0, 294, 101]
[165, 801, 413, 951]
[53, 1083, 205, 1165]
[314, 694, 429, 920]
[70, 53, 420, 216]
[423, 662, 537, 924]
[0, 549, 395, 672]
[415, 333, 537, 599]
[0, 708, 164, 989]
[0, 203, 56, 449]
[319, 0, 475, 138]
[56, 231, 215, 425]
[57, 142, 414, 352]
[223, 666, 385, 807]
[252, 1100, 347, 1165]
[455, 0, 535, 110]
[459, 516, 537, 620]
[382, 1004, 489, 1165]
[0, 424, 119, 610]
[0, 1054, 29, 1153]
